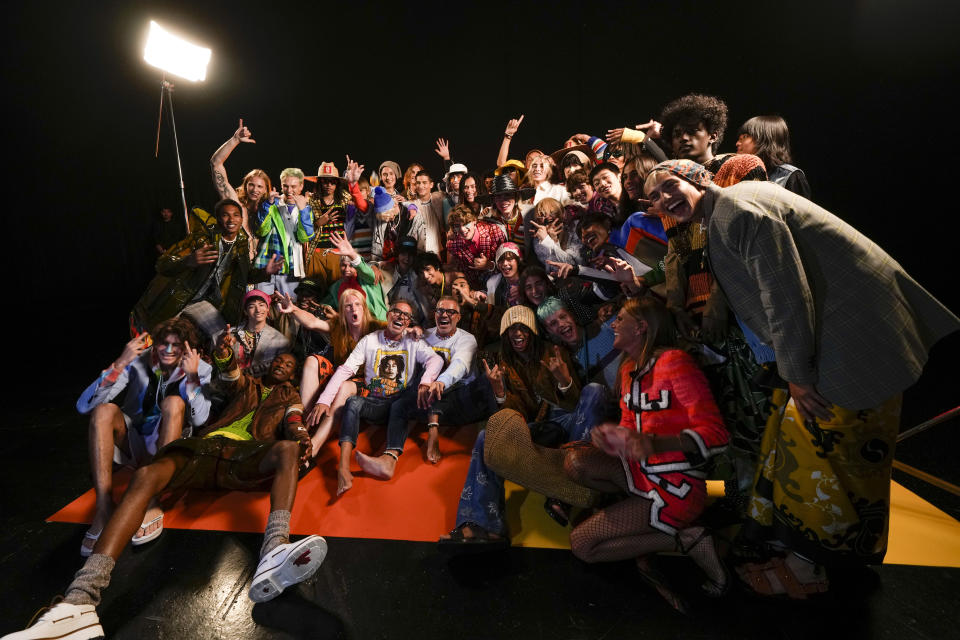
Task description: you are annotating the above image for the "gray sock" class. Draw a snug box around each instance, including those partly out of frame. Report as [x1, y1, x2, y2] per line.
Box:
[64, 553, 115, 606]
[260, 510, 291, 559]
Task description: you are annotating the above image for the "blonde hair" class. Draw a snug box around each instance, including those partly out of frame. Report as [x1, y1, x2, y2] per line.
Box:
[330, 288, 378, 362]
[526, 153, 554, 185]
[279, 167, 305, 183]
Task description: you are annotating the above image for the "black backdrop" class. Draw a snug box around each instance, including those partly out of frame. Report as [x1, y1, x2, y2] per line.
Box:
[6, 1, 959, 421]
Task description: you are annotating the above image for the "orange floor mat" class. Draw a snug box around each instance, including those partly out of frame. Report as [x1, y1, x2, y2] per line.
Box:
[48, 429, 960, 567]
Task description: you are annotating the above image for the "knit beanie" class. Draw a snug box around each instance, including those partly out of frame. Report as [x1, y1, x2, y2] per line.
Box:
[500, 304, 538, 336]
[373, 186, 396, 214]
[379, 161, 402, 182]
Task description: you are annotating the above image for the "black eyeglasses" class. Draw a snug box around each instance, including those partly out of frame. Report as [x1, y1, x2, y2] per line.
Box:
[388, 308, 413, 321]
[435, 308, 460, 317]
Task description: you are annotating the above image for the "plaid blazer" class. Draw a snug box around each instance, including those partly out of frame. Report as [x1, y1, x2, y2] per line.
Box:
[705, 182, 959, 409]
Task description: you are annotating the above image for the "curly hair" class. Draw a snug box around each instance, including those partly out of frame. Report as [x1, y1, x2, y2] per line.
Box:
[151, 317, 199, 353]
[660, 93, 729, 154]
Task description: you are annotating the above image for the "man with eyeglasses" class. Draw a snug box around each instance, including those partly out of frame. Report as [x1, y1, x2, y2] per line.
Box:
[312, 299, 444, 495]
[357, 295, 494, 478]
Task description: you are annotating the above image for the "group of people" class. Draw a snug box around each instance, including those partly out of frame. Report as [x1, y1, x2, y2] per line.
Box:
[9, 92, 960, 639]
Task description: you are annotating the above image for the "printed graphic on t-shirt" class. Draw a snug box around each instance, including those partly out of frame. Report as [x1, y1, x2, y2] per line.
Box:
[367, 350, 408, 397]
[431, 346, 451, 371]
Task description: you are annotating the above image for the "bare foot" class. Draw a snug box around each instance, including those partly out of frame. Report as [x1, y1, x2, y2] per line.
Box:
[426, 427, 441, 464]
[355, 451, 397, 480]
[337, 468, 353, 495]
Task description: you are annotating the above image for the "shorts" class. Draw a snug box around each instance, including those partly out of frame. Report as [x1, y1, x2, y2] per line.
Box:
[156, 436, 277, 492]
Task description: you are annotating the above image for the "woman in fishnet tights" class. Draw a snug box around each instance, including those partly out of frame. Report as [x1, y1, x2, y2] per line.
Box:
[565, 297, 730, 613]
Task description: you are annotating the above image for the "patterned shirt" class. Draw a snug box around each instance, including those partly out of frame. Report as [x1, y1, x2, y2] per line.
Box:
[446, 221, 506, 289]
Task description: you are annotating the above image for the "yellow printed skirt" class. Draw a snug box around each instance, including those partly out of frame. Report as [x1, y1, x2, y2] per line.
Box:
[743, 389, 902, 565]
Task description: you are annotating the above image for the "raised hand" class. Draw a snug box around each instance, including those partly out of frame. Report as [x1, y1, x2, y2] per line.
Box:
[265, 253, 285, 275]
[116, 333, 151, 369]
[344, 155, 365, 185]
[275, 292, 297, 314]
[185, 244, 219, 268]
[546, 260, 575, 279]
[635, 119, 663, 139]
[329, 231, 357, 260]
[217, 324, 236, 355]
[233, 118, 256, 144]
[268, 187, 280, 204]
[504, 115, 525, 137]
[606, 127, 625, 144]
[482, 359, 505, 397]
[434, 138, 451, 161]
[541, 344, 572, 388]
[181, 341, 201, 379]
[604, 257, 637, 283]
[527, 219, 549, 242]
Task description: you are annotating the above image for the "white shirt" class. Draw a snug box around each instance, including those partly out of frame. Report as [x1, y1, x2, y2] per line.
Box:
[424, 327, 478, 388]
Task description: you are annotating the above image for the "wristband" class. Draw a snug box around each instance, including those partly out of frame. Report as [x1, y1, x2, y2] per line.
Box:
[503, 133, 513, 139]
[557, 378, 574, 392]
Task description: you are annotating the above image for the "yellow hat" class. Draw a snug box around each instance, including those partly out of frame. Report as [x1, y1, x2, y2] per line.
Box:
[499, 304, 538, 336]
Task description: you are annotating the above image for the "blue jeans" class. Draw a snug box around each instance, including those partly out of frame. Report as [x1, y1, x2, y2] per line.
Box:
[454, 383, 607, 535]
[384, 377, 497, 452]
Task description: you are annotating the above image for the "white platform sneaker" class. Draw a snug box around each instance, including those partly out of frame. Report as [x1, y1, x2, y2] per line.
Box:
[248, 535, 328, 603]
[1, 602, 104, 639]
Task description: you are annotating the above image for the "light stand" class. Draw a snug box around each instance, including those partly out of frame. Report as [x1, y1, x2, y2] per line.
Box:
[143, 20, 211, 231]
[154, 77, 190, 230]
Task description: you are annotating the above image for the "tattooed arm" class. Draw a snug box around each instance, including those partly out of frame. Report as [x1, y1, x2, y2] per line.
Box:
[210, 119, 256, 202]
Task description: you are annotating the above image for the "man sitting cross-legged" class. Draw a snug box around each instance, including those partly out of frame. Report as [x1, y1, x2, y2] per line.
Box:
[5, 337, 327, 640]
[356, 295, 494, 474]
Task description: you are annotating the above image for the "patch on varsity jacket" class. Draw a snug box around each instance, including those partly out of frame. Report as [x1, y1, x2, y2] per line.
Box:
[638, 390, 670, 411]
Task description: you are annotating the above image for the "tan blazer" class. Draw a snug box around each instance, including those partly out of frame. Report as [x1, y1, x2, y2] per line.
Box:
[704, 181, 959, 409]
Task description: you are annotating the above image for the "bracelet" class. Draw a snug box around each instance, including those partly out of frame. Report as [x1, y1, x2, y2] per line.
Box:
[557, 378, 574, 392]
[503, 133, 513, 139]
[495, 394, 506, 404]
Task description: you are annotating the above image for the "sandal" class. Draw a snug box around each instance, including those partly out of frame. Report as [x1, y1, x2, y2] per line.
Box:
[543, 498, 572, 527]
[736, 556, 829, 600]
[438, 522, 509, 554]
[635, 556, 690, 615]
[676, 526, 730, 598]
[131, 512, 164, 546]
[80, 528, 101, 558]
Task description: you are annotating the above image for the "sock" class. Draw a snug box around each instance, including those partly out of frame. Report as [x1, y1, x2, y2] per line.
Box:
[260, 510, 291, 559]
[64, 554, 115, 606]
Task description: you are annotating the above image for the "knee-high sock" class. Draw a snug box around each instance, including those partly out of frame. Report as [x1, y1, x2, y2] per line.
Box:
[64, 553, 115, 606]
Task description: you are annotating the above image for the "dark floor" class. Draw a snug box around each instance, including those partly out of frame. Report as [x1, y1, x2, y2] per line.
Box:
[2, 333, 959, 639]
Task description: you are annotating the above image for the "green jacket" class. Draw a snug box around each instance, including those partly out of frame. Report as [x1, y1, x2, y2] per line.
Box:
[132, 208, 258, 330]
[322, 258, 388, 322]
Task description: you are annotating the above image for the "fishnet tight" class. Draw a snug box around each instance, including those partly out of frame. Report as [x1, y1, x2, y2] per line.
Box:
[564, 446, 726, 593]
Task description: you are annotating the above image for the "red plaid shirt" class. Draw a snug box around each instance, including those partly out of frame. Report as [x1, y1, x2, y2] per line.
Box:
[446, 221, 506, 289]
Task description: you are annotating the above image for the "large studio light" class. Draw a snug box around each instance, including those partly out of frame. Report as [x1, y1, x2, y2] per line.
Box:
[143, 20, 212, 229]
[143, 20, 211, 82]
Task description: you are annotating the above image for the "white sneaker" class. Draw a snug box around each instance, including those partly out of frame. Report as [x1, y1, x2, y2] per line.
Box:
[249, 535, 328, 603]
[2, 602, 104, 639]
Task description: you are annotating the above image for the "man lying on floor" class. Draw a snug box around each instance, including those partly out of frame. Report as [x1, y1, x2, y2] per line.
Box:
[4, 335, 326, 640]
